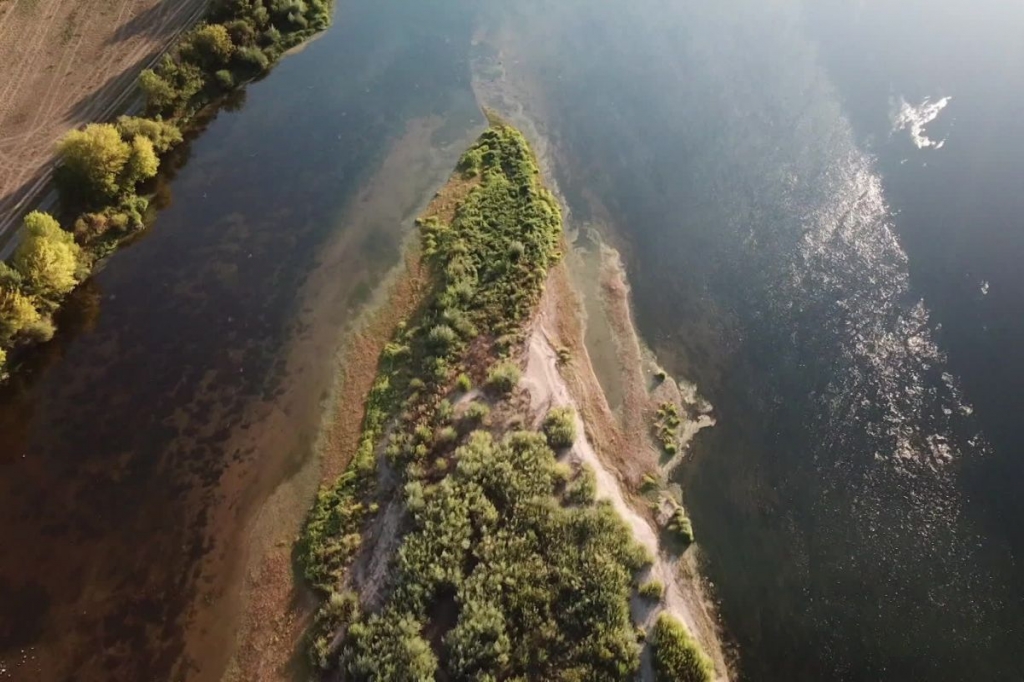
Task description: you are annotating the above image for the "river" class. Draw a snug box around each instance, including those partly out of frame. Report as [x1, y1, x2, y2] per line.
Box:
[2, 0, 1023, 680]
[474, 0, 1024, 679]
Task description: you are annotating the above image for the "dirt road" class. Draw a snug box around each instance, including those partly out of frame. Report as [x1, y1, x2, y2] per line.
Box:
[0, 0, 208, 241]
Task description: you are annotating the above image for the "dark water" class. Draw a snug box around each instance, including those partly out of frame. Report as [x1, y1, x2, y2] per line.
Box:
[481, 0, 1024, 679]
[0, 1, 478, 679]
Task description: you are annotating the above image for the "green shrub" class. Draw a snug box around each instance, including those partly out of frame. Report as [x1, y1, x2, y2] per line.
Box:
[566, 464, 597, 505]
[668, 507, 695, 546]
[485, 360, 520, 395]
[650, 613, 714, 682]
[455, 372, 472, 392]
[308, 590, 358, 670]
[462, 401, 490, 426]
[233, 45, 270, 74]
[215, 69, 235, 89]
[542, 406, 577, 449]
[639, 580, 664, 601]
[427, 323, 458, 354]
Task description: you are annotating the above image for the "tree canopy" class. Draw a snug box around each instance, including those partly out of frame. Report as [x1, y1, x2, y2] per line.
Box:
[55, 124, 161, 205]
[13, 211, 81, 299]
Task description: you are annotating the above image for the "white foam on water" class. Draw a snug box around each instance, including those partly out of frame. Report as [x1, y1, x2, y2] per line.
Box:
[891, 95, 952, 149]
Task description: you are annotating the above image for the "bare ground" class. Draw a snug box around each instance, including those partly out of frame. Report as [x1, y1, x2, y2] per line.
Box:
[0, 0, 209, 239]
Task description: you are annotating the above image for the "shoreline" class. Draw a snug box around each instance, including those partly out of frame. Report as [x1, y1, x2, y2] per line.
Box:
[534, 259, 731, 679]
[219, 116, 483, 680]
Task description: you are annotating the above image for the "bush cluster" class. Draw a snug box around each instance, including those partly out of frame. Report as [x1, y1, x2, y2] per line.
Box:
[0, 212, 87, 373]
[344, 430, 650, 680]
[650, 613, 715, 682]
[140, 0, 331, 119]
[654, 401, 681, 456]
[542, 405, 577, 449]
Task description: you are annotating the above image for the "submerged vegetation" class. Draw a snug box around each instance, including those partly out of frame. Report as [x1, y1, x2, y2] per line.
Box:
[0, 0, 334, 380]
[295, 124, 718, 679]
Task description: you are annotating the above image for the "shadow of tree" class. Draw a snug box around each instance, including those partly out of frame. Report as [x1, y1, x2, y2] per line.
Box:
[106, 0, 203, 46]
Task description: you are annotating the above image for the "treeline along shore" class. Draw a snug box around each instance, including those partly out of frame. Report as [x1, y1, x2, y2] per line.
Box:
[0, 0, 334, 381]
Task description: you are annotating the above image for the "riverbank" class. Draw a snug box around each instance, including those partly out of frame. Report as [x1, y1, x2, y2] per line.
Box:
[220, 115, 483, 680]
[0, 0, 336, 382]
[0, 0, 209, 241]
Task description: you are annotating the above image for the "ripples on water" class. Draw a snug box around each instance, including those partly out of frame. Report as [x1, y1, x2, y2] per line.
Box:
[477, 0, 1013, 677]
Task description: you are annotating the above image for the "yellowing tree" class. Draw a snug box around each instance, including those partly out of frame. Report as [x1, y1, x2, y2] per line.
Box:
[0, 285, 42, 342]
[56, 123, 162, 204]
[56, 123, 131, 202]
[189, 24, 235, 66]
[123, 135, 160, 188]
[0, 346, 7, 380]
[115, 116, 183, 153]
[14, 211, 82, 299]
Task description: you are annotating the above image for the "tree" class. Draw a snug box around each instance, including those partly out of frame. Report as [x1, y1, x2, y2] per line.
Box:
[56, 124, 131, 203]
[188, 24, 235, 67]
[115, 115, 183, 153]
[122, 135, 160, 188]
[0, 284, 41, 343]
[13, 211, 82, 299]
[139, 68, 178, 113]
[0, 346, 7, 380]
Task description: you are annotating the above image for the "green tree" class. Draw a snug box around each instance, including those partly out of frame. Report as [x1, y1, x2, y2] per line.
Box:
[121, 135, 160, 188]
[0, 284, 42, 343]
[115, 115, 183, 152]
[55, 124, 131, 203]
[188, 24, 235, 67]
[139, 68, 178, 113]
[13, 211, 82, 299]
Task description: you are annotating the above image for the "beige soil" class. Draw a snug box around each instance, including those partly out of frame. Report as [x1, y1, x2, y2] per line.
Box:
[0, 0, 208, 238]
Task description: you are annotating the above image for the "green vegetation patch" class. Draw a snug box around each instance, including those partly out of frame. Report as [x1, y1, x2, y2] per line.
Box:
[297, 124, 567, 671]
[345, 430, 649, 680]
[541, 405, 577, 450]
[654, 401, 681, 457]
[650, 613, 715, 682]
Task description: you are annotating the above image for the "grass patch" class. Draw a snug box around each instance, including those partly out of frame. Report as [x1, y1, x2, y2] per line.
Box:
[650, 613, 714, 682]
